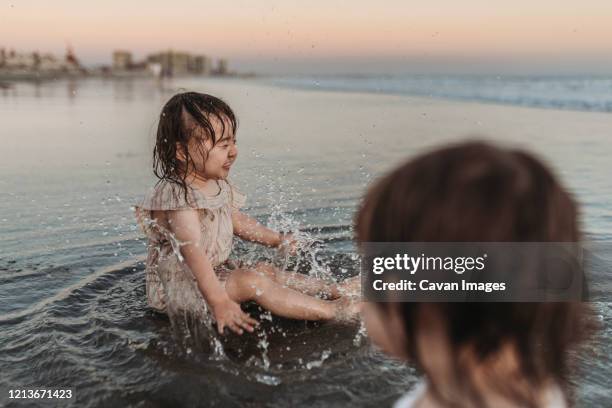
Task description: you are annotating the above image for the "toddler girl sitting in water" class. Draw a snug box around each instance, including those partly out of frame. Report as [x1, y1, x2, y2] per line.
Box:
[135, 92, 359, 336]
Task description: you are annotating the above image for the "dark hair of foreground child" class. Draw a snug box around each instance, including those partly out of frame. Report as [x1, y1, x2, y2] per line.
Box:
[355, 141, 595, 408]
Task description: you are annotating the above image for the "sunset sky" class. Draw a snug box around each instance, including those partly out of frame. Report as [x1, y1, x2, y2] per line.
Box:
[3, 0, 612, 74]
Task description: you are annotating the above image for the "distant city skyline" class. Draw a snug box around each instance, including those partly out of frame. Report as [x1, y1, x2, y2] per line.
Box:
[3, 0, 612, 75]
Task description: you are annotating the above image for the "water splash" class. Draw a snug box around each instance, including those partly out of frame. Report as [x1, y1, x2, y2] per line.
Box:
[257, 327, 271, 370]
[353, 319, 368, 347]
[254, 373, 282, 385]
[134, 184, 362, 371]
[305, 349, 332, 370]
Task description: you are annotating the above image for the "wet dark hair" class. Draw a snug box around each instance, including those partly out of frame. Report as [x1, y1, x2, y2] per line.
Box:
[153, 92, 237, 201]
[355, 141, 594, 408]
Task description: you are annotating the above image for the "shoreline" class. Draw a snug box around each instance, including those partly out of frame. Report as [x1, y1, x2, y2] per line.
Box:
[3, 74, 612, 115]
[267, 79, 612, 115]
[0, 71, 256, 85]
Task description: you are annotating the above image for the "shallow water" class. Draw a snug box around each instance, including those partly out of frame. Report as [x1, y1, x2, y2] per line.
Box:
[0, 77, 610, 407]
[271, 75, 612, 113]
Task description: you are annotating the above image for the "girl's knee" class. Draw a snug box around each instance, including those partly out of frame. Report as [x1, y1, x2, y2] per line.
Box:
[252, 262, 277, 279]
[227, 268, 272, 300]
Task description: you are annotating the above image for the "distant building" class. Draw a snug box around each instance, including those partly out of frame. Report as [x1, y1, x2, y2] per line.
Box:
[191, 55, 211, 75]
[0, 48, 32, 70]
[65, 46, 79, 67]
[112, 50, 133, 70]
[64, 45, 83, 73]
[214, 59, 228, 76]
[169, 51, 190, 75]
[0, 46, 84, 74]
[147, 62, 162, 78]
[146, 50, 213, 77]
[147, 50, 188, 76]
[38, 53, 64, 71]
[3, 49, 36, 70]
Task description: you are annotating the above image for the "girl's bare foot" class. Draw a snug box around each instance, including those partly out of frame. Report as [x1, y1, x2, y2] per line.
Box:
[338, 275, 361, 298]
[333, 296, 363, 321]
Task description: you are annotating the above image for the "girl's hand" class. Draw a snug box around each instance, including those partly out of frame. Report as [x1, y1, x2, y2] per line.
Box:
[279, 232, 299, 255]
[211, 297, 258, 335]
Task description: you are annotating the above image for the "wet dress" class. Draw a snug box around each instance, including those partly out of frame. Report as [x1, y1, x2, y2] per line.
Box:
[134, 179, 246, 317]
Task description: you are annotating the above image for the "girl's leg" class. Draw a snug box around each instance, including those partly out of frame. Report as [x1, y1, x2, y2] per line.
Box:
[252, 262, 360, 299]
[224, 268, 359, 321]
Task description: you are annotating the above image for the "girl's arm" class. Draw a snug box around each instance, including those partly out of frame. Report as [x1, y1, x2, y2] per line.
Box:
[231, 210, 290, 248]
[166, 209, 257, 335]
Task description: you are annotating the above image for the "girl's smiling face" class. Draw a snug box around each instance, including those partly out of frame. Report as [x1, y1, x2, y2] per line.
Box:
[202, 115, 238, 180]
[181, 114, 238, 181]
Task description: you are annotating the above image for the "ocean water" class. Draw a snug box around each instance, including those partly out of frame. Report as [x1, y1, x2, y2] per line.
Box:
[270, 75, 612, 113]
[0, 77, 610, 407]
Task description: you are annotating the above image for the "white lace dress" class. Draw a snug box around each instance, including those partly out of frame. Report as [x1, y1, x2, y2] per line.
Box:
[134, 179, 246, 317]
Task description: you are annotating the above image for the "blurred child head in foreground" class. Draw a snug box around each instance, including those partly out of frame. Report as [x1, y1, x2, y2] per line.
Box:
[356, 141, 594, 408]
